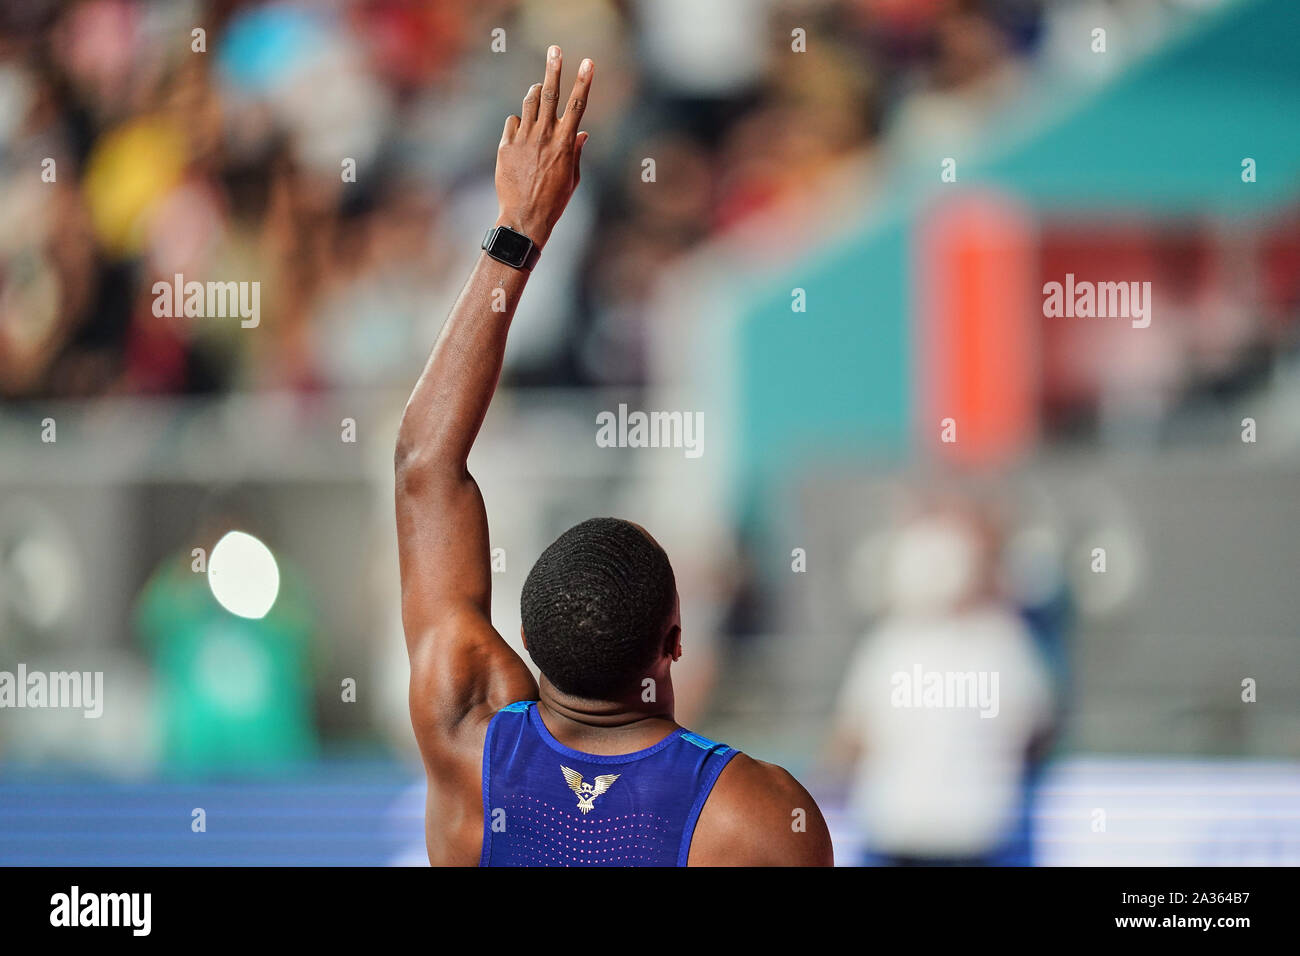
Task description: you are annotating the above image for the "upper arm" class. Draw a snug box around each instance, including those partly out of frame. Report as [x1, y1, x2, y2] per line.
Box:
[689, 754, 834, 866]
[395, 464, 493, 636]
[396, 462, 536, 752]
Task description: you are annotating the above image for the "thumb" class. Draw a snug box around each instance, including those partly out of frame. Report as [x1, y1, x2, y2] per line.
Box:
[573, 130, 589, 181]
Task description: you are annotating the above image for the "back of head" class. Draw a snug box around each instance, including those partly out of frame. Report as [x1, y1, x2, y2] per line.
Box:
[521, 517, 677, 700]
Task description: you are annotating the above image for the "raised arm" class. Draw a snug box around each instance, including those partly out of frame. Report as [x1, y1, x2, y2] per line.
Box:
[395, 48, 593, 747]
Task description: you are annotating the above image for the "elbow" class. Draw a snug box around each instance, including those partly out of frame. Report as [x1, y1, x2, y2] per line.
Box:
[393, 434, 436, 493]
[393, 428, 418, 477]
[393, 414, 436, 489]
[394, 426, 465, 492]
[393, 419, 419, 478]
[394, 404, 438, 474]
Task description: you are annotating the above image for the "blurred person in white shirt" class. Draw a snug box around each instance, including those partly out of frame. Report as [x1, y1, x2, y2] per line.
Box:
[833, 505, 1054, 865]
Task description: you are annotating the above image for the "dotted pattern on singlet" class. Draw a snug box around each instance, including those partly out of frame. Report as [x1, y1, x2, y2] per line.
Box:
[498, 794, 673, 866]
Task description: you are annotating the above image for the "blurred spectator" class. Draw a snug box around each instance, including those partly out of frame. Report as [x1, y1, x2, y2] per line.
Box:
[833, 505, 1054, 865]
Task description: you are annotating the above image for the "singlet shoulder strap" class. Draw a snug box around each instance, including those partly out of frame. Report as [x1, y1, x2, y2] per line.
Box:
[675, 729, 740, 867]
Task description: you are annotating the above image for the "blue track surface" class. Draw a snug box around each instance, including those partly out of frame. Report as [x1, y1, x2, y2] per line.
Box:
[0, 762, 426, 866]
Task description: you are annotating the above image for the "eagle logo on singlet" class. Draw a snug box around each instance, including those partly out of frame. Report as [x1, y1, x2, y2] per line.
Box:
[561, 766, 621, 814]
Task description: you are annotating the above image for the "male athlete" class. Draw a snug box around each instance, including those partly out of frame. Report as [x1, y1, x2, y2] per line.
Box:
[395, 47, 832, 866]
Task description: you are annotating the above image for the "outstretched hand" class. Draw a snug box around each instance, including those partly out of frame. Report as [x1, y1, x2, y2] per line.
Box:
[494, 46, 593, 251]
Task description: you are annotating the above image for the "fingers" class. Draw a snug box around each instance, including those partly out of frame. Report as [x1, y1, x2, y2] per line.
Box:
[500, 114, 520, 145]
[519, 49, 592, 143]
[559, 58, 593, 137]
[521, 82, 542, 125]
[538, 45, 562, 130]
[573, 130, 588, 184]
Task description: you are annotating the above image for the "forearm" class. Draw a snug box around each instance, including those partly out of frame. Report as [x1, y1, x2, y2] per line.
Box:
[395, 246, 529, 476]
[396, 47, 589, 476]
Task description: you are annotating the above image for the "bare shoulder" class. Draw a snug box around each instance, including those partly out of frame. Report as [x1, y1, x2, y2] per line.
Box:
[688, 752, 834, 866]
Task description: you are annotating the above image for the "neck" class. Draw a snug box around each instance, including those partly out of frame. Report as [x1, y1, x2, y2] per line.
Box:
[536, 676, 678, 753]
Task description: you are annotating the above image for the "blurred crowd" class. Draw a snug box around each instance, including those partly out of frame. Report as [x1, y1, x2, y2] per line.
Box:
[0, 0, 1062, 400]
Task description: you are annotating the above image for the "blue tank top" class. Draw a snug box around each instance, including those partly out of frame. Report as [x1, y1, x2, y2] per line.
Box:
[480, 701, 739, 866]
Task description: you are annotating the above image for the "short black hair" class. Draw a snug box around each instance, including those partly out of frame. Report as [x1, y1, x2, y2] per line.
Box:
[521, 517, 677, 700]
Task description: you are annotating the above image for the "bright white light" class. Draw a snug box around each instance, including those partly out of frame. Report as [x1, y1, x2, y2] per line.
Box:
[207, 530, 281, 619]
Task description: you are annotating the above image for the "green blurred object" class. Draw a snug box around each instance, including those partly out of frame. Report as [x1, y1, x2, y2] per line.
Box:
[135, 555, 318, 771]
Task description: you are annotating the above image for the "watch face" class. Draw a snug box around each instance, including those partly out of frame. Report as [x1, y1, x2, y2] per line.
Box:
[490, 228, 532, 266]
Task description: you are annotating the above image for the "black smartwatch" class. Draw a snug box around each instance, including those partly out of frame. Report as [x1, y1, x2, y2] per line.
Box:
[482, 225, 541, 271]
